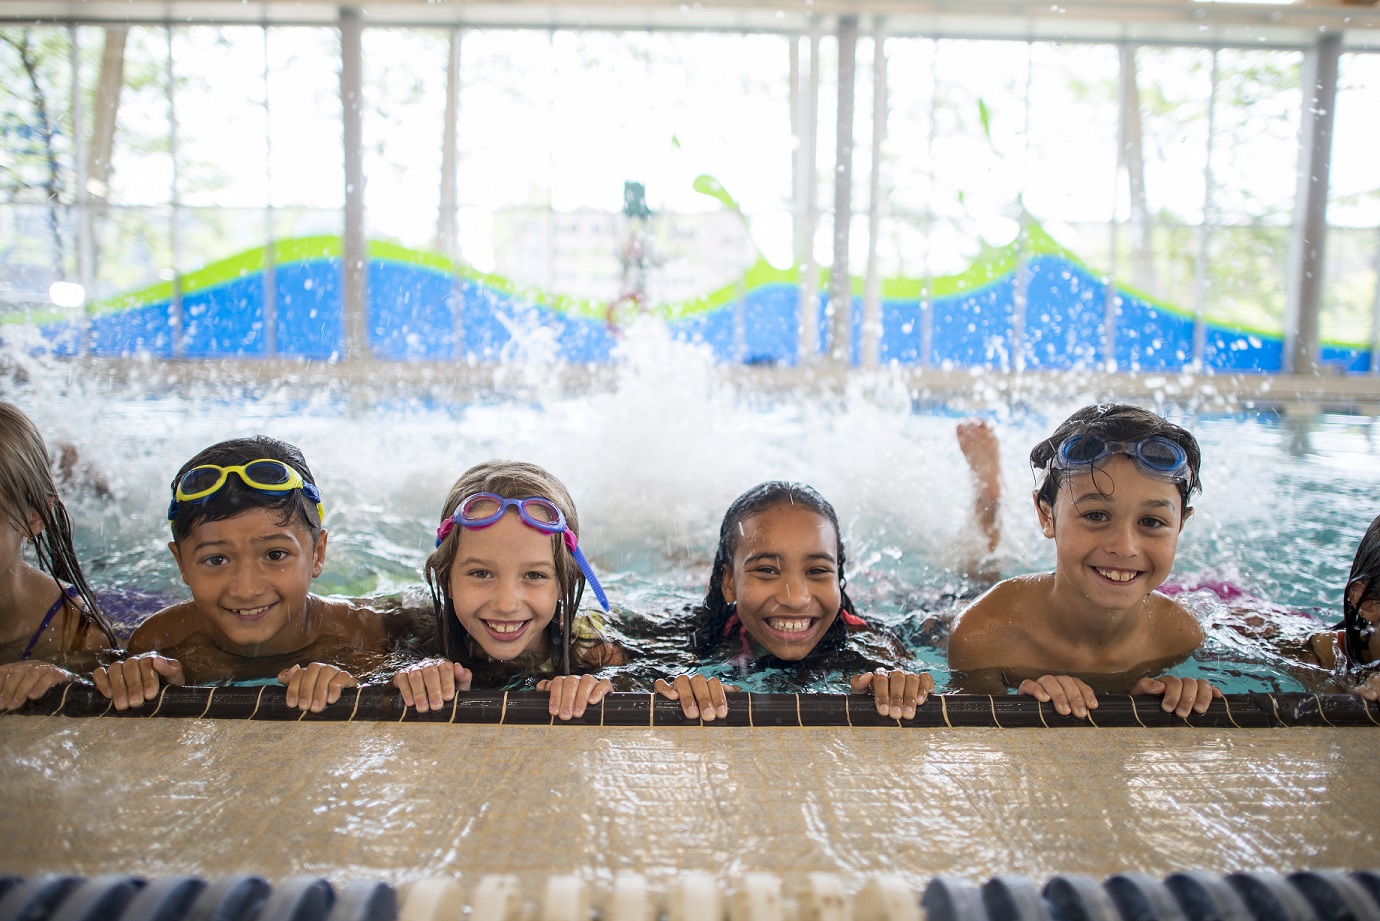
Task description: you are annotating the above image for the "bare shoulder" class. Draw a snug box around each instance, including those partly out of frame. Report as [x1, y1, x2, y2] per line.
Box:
[315, 596, 390, 649]
[126, 602, 204, 655]
[948, 576, 1047, 668]
[1147, 591, 1206, 653]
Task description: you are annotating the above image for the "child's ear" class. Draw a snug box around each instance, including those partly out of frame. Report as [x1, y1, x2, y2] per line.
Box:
[310, 529, 328, 579]
[1347, 579, 1368, 609]
[1179, 506, 1195, 531]
[23, 507, 44, 540]
[720, 564, 737, 605]
[1033, 491, 1055, 538]
[169, 540, 190, 585]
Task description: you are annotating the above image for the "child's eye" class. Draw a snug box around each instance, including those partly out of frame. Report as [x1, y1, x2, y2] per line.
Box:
[751, 565, 779, 576]
[265, 549, 291, 562]
[524, 570, 551, 582]
[466, 568, 493, 580]
[1140, 516, 1169, 530]
[1081, 510, 1110, 523]
[808, 566, 836, 577]
[200, 554, 228, 567]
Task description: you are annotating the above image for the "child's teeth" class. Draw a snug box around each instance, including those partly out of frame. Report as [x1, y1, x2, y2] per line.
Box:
[768, 618, 812, 633]
[487, 621, 523, 634]
[1097, 568, 1136, 582]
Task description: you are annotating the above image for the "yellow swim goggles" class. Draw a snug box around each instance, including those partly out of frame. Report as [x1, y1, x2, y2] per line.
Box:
[168, 458, 325, 523]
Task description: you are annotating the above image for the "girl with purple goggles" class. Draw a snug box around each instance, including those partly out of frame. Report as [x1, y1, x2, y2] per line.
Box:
[436, 493, 610, 612]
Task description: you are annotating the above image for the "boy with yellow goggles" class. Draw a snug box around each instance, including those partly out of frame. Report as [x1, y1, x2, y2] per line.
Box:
[167, 458, 324, 524]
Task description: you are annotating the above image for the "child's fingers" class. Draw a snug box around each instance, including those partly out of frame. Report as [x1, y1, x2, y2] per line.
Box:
[1131, 677, 1165, 695]
[453, 663, 473, 692]
[681, 676, 706, 718]
[151, 656, 186, 687]
[431, 664, 455, 707]
[19, 665, 69, 705]
[866, 671, 899, 718]
[0, 666, 22, 710]
[393, 672, 417, 708]
[917, 672, 935, 705]
[690, 675, 720, 721]
[324, 669, 354, 708]
[1074, 678, 1099, 711]
[1157, 677, 1185, 714]
[653, 678, 679, 700]
[849, 672, 874, 695]
[707, 678, 728, 718]
[588, 678, 613, 706]
[1016, 678, 1050, 702]
[279, 665, 303, 708]
[138, 658, 163, 702]
[92, 665, 113, 700]
[567, 675, 599, 719]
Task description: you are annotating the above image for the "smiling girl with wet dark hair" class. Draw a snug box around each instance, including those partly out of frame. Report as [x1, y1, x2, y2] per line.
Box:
[1297, 512, 1380, 699]
[655, 480, 933, 722]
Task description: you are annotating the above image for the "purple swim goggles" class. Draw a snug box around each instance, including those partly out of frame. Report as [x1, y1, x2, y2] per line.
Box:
[436, 493, 610, 612]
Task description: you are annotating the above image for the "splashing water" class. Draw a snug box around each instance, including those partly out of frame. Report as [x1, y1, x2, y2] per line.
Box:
[6, 322, 1379, 693]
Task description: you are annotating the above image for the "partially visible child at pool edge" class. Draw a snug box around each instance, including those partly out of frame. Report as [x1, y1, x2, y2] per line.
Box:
[93, 436, 393, 712]
[393, 460, 626, 720]
[1294, 511, 1380, 700]
[655, 481, 934, 721]
[0, 402, 121, 710]
[948, 403, 1221, 718]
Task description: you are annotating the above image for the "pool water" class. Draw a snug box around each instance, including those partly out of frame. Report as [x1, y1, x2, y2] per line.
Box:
[12, 325, 1380, 696]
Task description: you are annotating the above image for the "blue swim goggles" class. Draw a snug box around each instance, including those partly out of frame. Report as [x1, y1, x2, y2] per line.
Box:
[1052, 434, 1191, 483]
[436, 493, 610, 612]
[168, 459, 324, 523]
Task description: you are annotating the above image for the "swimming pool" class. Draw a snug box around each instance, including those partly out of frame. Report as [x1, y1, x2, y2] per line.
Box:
[16, 326, 1379, 693]
[4, 328, 1379, 896]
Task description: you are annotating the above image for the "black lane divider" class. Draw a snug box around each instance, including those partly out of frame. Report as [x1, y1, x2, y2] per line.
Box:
[11, 872, 1379, 921]
[5, 684, 1380, 728]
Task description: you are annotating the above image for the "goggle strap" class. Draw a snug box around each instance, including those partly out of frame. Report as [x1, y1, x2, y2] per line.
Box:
[564, 531, 610, 613]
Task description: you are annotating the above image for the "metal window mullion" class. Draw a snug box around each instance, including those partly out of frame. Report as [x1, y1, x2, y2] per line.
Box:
[70, 23, 92, 356]
[862, 17, 887, 371]
[166, 25, 183, 358]
[262, 24, 276, 359]
[1192, 49, 1219, 371]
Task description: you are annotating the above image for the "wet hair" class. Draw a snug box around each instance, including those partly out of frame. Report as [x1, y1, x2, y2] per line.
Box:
[1030, 403, 1202, 514]
[168, 436, 322, 545]
[0, 402, 118, 651]
[688, 481, 858, 657]
[1343, 512, 1380, 668]
[424, 460, 587, 675]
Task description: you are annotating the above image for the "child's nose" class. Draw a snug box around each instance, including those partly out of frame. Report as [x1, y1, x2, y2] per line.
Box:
[1105, 521, 1140, 556]
[775, 574, 811, 608]
[491, 580, 526, 612]
[227, 563, 265, 598]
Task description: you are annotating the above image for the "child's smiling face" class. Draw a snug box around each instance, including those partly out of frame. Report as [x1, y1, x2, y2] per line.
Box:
[170, 506, 326, 654]
[447, 512, 561, 661]
[1039, 454, 1189, 616]
[721, 504, 842, 661]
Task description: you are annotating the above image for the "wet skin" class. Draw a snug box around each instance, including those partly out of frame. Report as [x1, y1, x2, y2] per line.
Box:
[721, 504, 842, 662]
[168, 506, 327, 656]
[447, 512, 559, 664]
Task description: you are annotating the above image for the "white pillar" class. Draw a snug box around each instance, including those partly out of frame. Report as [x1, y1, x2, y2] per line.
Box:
[1284, 32, 1342, 375]
[1192, 51, 1219, 370]
[341, 7, 369, 361]
[861, 19, 887, 370]
[827, 15, 858, 366]
[796, 25, 821, 365]
[438, 27, 461, 260]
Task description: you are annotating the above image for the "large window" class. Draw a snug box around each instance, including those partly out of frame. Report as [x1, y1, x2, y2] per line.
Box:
[1, 15, 1376, 371]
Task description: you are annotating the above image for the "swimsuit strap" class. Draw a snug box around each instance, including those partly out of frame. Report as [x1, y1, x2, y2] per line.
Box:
[20, 584, 80, 661]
